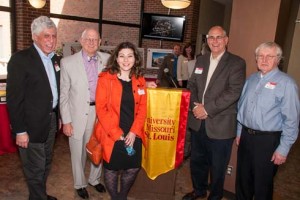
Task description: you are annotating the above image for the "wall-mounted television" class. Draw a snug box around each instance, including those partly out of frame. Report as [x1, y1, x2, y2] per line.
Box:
[141, 13, 186, 42]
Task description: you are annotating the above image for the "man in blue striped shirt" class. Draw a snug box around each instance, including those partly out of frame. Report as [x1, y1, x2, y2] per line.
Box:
[236, 42, 300, 200]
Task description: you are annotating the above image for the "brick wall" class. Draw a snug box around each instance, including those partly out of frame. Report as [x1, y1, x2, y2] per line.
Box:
[15, 1, 50, 51]
[14, 0, 200, 52]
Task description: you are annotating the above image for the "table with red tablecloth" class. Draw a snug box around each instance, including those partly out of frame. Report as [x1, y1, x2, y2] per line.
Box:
[0, 103, 17, 155]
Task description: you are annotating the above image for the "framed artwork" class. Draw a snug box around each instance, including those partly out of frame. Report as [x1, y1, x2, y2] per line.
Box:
[146, 48, 172, 69]
[142, 13, 186, 42]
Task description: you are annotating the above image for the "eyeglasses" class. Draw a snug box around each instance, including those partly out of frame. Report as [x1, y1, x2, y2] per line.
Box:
[83, 38, 99, 43]
[256, 55, 278, 61]
[206, 35, 226, 41]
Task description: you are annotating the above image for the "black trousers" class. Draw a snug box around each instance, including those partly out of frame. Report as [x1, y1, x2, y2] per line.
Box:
[190, 121, 234, 200]
[19, 113, 57, 200]
[236, 127, 280, 200]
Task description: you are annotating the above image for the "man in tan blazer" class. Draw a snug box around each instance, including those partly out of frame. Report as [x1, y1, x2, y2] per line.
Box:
[60, 28, 110, 199]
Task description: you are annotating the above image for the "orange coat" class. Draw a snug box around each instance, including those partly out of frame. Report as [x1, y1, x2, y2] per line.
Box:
[95, 71, 147, 163]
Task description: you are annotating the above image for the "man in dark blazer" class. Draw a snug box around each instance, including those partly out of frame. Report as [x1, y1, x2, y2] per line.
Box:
[156, 44, 181, 88]
[183, 26, 246, 200]
[6, 16, 60, 200]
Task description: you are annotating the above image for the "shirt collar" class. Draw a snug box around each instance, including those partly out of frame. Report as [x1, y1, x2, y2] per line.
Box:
[82, 51, 98, 62]
[33, 43, 54, 59]
[210, 51, 225, 62]
[259, 67, 279, 79]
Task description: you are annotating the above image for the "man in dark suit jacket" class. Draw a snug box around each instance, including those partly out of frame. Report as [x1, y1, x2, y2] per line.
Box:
[156, 44, 181, 88]
[6, 16, 60, 200]
[183, 26, 246, 200]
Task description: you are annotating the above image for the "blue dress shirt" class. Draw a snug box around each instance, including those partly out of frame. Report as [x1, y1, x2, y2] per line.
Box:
[237, 67, 300, 156]
[34, 44, 58, 109]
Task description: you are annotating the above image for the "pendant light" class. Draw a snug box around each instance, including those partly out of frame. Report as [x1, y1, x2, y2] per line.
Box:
[161, 0, 191, 9]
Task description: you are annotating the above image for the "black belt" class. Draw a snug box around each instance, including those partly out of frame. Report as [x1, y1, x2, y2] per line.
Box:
[89, 102, 95, 106]
[243, 126, 281, 135]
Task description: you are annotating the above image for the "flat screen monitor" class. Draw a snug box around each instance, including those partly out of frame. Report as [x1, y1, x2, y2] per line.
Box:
[141, 13, 186, 42]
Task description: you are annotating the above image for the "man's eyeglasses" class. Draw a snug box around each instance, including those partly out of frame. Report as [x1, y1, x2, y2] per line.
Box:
[256, 55, 278, 61]
[83, 38, 99, 43]
[206, 35, 226, 41]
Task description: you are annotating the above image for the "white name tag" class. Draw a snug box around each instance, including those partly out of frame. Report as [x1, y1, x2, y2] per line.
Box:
[195, 67, 203, 74]
[265, 82, 276, 89]
[138, 89, 145, 95]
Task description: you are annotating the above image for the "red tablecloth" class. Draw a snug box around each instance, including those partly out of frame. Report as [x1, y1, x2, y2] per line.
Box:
[0, 103, 17, 155]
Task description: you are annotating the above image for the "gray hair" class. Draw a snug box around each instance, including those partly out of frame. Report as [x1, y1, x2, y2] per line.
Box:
[31, 16, 56, 36]
[255, 42, 283, 60]
[80, 28, 100, 39]
[208, 26, 227, 37]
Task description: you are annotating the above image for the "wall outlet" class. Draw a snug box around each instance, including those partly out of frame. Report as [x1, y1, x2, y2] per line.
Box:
[226, 165, 233, 175]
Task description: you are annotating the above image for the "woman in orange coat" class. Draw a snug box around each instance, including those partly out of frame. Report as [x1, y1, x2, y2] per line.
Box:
[95, 42, 147, 200]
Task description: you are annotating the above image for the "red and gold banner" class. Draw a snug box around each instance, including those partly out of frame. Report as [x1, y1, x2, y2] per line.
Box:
[142, 88, 190, 180]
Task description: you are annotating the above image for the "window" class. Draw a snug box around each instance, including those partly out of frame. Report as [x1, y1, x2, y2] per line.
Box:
[50, 0, 142, 57]
[0, 1, 12, 78]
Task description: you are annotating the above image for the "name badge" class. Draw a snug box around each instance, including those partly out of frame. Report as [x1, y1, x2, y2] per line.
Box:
[265, 82, 276, 89]
[54, 63, 60, 72]
[195, 67, 203, 74]
[171, 59, 174, 62]
[138, 89, 145, 95]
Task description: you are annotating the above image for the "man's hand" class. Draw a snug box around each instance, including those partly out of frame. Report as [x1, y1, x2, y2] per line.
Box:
[271, 151, 287, 165]
[236, 136, 240, 146]
[16, 133, 29, 148]
[63, 123, 73, 137]
[192, 102, 208, 120]
[58, 119, 62, 130]
[178, 80, 183, 87]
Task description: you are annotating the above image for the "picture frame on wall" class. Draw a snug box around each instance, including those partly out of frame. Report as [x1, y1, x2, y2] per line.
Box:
[146, 48, 173, 69]
[142, 13, 186, 42]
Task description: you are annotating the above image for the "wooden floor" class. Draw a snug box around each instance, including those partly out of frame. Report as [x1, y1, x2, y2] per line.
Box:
[0, 133, 299, 200]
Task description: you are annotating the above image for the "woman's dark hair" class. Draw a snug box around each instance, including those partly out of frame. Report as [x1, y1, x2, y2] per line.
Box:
[104, 42, 143, 78]
[182, 42, 195, 58]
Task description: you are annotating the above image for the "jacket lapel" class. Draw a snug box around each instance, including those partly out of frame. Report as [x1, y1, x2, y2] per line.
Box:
[206, 52, 228, 91]
[96, 52, 107, 73]
[31, 45, 50, 81]
[75, 51, 89, 86]
[196, 54, 210, 100]
[30, 46, 52, 90]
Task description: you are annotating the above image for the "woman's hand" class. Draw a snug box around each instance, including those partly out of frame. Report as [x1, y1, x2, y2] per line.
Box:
[124, 131, 136, 147]
[146, 81, 157, 88]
